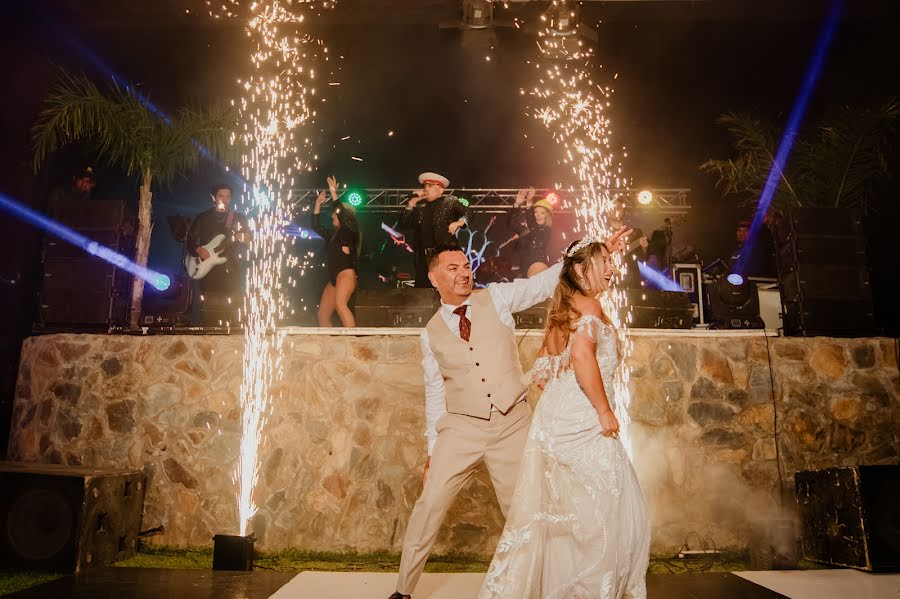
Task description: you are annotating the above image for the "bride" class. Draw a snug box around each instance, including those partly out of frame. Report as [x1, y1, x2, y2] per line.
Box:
[477, 236, 650, 599]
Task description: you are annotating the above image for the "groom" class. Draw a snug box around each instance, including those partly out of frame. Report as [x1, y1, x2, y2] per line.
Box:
[388, 242, 563, 599]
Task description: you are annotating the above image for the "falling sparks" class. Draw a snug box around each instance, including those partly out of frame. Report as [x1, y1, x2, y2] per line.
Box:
[210, 0, 335, 536]
[530, 0, 635, 457]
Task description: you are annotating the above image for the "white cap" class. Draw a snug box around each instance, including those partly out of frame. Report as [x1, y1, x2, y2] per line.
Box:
[418, 172, 450, 188]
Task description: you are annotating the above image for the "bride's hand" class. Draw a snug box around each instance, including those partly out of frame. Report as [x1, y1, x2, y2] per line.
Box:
[598, 408, 620, 438]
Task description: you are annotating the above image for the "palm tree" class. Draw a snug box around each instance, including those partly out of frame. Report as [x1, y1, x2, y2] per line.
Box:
[32, 70, 236, 329]
[700, 101, 899, 215]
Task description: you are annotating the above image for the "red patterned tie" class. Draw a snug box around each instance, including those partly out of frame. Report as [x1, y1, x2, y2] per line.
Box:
[453, 305, 471, 342]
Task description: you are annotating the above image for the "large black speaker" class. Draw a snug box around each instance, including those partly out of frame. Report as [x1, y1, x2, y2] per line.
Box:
[795, 465, 900, 572]
[40, 258, 129, 326]
[355, 288, 439, 327]
[514, 300, 549, 330]
[0, 462, 146, 572]
[775, 208, 875, 336]
[623, 289, 694, 329]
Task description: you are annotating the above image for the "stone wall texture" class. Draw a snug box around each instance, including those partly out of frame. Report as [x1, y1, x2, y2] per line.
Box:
[7, 332, 899, 554]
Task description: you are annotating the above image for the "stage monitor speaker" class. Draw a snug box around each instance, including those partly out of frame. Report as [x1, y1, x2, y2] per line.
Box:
[355, 288, 439, 328]
[795, 465, 900, 572]
[0, 462, 146, 573]
[39, 258, 128, 326]
[623, 289, 694, 329]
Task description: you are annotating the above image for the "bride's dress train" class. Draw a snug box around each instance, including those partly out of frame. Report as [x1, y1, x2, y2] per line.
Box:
[477, 315, 650, 599]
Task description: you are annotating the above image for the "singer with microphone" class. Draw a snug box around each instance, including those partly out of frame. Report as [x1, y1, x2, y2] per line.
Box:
[396, 172, 470, 288]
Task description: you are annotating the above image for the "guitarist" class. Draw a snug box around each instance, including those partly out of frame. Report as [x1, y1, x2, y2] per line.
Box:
[186, 183, 250, 325]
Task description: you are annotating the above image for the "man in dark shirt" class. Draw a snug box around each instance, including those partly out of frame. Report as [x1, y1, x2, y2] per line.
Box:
[48, 167, 96, 205]
[186, 183, 250, 325]
[398, 172, 471, 288]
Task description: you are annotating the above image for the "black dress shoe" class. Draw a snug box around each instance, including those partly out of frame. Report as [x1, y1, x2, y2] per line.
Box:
[387, 593, 410, 599]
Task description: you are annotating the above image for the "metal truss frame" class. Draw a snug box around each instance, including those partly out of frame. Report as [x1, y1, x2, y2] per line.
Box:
[289, 188, 691, 214]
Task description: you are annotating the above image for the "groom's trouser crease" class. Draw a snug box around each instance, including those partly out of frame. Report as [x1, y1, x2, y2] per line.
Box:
[395, 401, 532, 595]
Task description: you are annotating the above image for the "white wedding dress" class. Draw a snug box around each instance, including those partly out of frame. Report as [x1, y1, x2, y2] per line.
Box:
[477, 315, 650, 599]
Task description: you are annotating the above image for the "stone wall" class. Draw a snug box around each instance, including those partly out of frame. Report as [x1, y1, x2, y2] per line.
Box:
[7, 331, 899, 554]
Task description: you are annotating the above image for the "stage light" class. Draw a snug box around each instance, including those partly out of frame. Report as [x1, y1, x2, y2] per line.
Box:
[462, 0, 493, 29]
[153, 274, 171, 292]
[708, 274, 765, 330]
[457, 197, 470, 207]
[547, 1, 580, 36]
[346, 191, 364, 207]
[637, 261, 685, 293]
[638, 190, 653, 205]
[545, 192, 560, 206]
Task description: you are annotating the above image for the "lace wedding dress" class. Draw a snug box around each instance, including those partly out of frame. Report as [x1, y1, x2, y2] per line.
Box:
[477, 315, 650, 599]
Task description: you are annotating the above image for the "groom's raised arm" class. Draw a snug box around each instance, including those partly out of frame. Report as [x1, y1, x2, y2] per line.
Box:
[491, 261, 563, 315]
[420, 329, 446, 456]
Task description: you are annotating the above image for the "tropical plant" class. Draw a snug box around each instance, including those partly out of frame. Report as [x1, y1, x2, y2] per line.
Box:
[700, 101, 899, 215]
[32, 70, 236, 329]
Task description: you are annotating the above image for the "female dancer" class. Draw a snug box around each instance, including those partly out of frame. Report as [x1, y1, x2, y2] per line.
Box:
[508, 187, 554, 277]
[311, 176, 361, 327]
[478, 237, 650, 599]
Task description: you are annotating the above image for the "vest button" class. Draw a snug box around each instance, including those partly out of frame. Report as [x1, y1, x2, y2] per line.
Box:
[476, 363, 480, 366]
[487, 394, 491, 398]
[481, 378, 486, 382]
[469, 347, 474, 351]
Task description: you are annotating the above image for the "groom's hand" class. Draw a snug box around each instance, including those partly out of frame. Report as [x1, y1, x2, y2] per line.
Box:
[423, 456, 431, 485]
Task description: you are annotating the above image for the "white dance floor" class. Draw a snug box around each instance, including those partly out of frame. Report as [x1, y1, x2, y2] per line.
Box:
[736, 569, 900, 599]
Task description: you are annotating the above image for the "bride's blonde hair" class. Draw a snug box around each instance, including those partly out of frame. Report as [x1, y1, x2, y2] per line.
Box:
[544, 239, 613, 349]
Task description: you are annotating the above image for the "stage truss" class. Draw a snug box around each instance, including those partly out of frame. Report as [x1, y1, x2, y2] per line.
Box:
[289, 188, 691, 215]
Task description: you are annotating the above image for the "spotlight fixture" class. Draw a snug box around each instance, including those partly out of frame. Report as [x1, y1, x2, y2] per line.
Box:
[545, 191, 561, 206]
[637, 190, 653, 205]
[462, 0, 493, 29]
[346, 191, 364, 207]
[457, 197, 470, 207]
[708, 274, 765, 330]
[547, 1, 580, 36]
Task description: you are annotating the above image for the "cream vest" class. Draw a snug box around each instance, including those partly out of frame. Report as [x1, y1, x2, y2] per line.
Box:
[425, 291, 527, 419]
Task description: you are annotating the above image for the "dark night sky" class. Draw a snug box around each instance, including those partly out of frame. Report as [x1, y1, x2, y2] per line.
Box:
[1, 0, 899, 331]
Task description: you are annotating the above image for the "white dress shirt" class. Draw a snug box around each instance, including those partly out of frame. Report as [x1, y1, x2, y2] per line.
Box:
[421, 262, 563, 454]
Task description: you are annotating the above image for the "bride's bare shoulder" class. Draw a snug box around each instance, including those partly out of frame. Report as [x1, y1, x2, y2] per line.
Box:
[571, 294, 603, 316]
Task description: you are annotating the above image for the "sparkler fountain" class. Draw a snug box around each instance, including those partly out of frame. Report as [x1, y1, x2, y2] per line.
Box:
[208, 0, 336, 554]
[528, 0, 637, 456]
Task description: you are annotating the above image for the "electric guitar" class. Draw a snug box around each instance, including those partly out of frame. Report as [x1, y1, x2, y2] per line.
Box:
[185, 234, 229, 280]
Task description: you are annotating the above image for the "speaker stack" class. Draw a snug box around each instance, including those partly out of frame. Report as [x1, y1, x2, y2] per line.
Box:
[39, 198, 132, 329]
[775, 208, 876, 336]
[0, 462, 146, 572]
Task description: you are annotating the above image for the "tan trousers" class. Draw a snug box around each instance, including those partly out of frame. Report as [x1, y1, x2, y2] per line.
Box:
[395, 400, 532, 595]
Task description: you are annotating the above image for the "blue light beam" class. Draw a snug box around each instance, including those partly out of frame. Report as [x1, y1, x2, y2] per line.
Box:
[637, 262, 685, 292]
[0, 193, 170, 291]
[735, 0, 842, 276]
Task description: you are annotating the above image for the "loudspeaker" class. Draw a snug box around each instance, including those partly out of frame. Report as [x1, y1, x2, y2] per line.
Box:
[39, 258, 129, 326]
[795, 465, 900, 572]
[775, 208, 875, 336]
[623, 290, 694, 329]
[0, 462, 146, 573]
[48, 198, 126, 231]
[355, 288, 439, 328]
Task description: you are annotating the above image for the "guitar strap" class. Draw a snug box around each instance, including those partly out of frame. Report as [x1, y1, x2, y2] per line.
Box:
[225, 209, 236, 231]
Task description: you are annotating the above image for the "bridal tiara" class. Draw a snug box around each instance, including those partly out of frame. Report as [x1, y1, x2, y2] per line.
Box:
[565, 235, 603, 258]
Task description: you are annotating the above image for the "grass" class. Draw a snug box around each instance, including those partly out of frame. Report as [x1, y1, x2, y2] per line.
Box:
[1, 545, 828, 596]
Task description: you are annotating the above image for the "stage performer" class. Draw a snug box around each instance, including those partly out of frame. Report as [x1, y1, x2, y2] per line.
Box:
[387, 227, 630, 599]
[397, 172, 470, 288]
[311, 176, 361, 327]
[507, 187, 554, 277]
[478, 237, 650, 599]
[186, 183, 250, 326]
